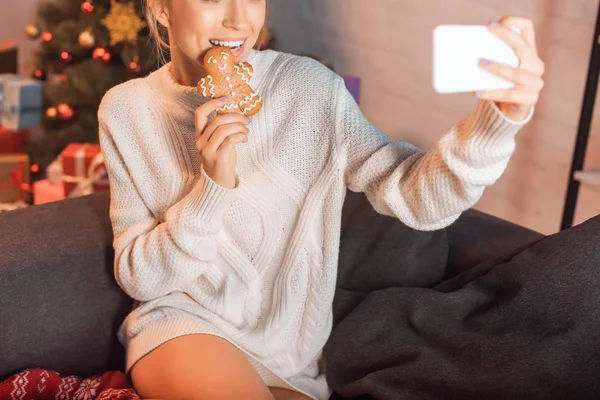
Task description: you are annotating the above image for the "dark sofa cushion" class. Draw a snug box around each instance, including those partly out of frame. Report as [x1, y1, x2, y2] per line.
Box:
[336, 191, 449, 324]
[325, 213, 600, 400]
[0, 192, 132, 380]
[336, 191, 544, 324]
[445, 210, 544, 278]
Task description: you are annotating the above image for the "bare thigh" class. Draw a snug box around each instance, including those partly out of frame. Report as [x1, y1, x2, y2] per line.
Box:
[131, 334, 275, 400]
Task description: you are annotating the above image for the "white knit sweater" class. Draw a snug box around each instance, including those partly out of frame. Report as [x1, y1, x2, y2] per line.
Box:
[98, 49, 532, 400]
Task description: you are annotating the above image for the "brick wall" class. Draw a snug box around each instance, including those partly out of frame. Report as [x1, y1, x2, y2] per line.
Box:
[268, 0, 600, 234]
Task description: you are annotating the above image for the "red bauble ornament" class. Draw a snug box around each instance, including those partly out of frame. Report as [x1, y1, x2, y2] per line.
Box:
[129, 60, 142, 74]
[93, 47, 111, 64]
[60, 51, 73, 63]
[101, 51, 112, 64]
[31, 68, 47, 81]
[57, 103, 74, 120]
[92, 47, 105, 60]
[41, 31, 52, 43]
[81, 1, 95, 14]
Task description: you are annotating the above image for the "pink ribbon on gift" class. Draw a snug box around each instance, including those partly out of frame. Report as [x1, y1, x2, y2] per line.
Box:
[0, 200, 27, 212]
[61, 145, 109, 198]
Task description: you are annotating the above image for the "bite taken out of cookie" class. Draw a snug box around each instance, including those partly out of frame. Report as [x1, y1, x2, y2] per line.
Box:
[197, 46, 264, 117]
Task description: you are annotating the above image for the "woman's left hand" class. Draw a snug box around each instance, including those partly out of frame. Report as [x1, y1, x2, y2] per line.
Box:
[476, 16, 545, 121]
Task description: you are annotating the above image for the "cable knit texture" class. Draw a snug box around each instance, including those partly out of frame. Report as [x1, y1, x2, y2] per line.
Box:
[98, 49, 532, 400]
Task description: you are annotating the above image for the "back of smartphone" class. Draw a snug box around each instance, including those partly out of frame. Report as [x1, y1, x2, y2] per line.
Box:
[433, 25, 520, 94]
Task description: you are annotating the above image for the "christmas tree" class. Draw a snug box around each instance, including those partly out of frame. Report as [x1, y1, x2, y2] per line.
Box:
[24, 0, 161, 169]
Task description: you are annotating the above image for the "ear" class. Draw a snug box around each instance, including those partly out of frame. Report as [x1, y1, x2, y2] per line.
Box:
[150, 0, 170, 28]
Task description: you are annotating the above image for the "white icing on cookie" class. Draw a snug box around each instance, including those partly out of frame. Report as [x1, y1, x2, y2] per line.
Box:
[217, 103, 240, 112]
[239, 92, 257, 107]
[234, 65, 250, 84]
[242, 97, 262, 114]
[239, 63, 253, 76]
[206, 75, 215, 96]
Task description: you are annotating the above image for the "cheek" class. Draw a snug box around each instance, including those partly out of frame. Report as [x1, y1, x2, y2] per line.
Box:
[248, 3, 267, 32]
[169, 6, 216, 48]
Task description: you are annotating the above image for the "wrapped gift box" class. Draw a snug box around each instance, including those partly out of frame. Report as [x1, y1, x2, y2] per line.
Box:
[61, 143, 109, 197]
[0, 127, 28, 153]
[0, 74, 43, 130]
[0, 74, 21, 91]
[0, 39, 17, 74]
[33, 179, 65, 205]
[0, 153, 31, 203]
[341, 74, 361, 105]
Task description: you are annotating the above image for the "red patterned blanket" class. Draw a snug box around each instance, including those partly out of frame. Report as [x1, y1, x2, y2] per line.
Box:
[0, 369, 140, 400]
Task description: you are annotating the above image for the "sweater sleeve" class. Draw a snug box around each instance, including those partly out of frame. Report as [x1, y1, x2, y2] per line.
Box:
[335, 78, 533, 231]
[98, 96, 236, 302]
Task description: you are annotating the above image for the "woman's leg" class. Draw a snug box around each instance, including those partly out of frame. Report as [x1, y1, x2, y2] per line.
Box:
[131, 334, 275, 400]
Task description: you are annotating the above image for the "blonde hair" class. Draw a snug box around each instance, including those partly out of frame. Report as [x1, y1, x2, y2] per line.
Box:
[144, 0, 171, 66]
[144, 0, 267, 67]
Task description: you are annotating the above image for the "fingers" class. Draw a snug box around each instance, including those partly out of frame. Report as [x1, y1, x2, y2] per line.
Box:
[217, 132, 249, 156]
[478, 59, 544, 91]
[201, 113, 251, 143]
[498, 16, 537, 52]
[476, 87, 539, 107]
[200, 123, 249, 155]
[488, 19, 545, 76]
[194, 96, 230, 138]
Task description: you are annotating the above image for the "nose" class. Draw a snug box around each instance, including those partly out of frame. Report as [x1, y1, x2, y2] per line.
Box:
[223, 0, 250, 31]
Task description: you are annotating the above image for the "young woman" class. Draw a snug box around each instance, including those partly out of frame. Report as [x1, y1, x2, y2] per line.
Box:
[97, 0, 544, 399]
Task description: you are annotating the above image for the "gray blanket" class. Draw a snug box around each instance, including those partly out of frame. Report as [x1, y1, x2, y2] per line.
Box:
[325, 193, 600, 400]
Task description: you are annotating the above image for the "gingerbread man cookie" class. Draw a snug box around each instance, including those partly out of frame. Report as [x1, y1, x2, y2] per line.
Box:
[197, 46, 264, 117]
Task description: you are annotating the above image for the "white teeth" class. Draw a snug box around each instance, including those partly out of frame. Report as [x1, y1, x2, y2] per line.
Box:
[210, 39, 244, 49]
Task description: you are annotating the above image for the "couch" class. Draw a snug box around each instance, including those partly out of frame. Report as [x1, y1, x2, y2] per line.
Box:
[0, 190, 544, 398]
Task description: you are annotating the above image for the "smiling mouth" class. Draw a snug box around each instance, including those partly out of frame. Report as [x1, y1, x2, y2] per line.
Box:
[209, 39, 245, 51]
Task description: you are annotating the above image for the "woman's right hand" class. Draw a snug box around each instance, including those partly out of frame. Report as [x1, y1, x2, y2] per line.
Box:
[195, 97, 250, 189]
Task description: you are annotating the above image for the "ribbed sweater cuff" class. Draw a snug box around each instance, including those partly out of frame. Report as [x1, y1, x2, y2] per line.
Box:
[182, 168, 238, 225]
[446, 100, 533, 164]
[165, 168, 238, 250]
[467, 99, 533, 143]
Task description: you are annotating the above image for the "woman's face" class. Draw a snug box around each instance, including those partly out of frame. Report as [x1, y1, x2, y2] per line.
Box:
[164, 0, 267, 64]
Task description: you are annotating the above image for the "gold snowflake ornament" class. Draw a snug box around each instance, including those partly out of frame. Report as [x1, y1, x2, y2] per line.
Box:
[101, 0, 146, 46]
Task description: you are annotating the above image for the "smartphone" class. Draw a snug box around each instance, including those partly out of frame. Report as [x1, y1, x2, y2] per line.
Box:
[433, 25, 520, 94]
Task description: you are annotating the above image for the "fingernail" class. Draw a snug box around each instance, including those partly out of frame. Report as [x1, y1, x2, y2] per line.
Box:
[475, 91, 484, 96]
[246, 117, 252, 123]
[490, 21, 500, 28]
[480, 58, 492, 66]
[221, 97, 229, 102]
